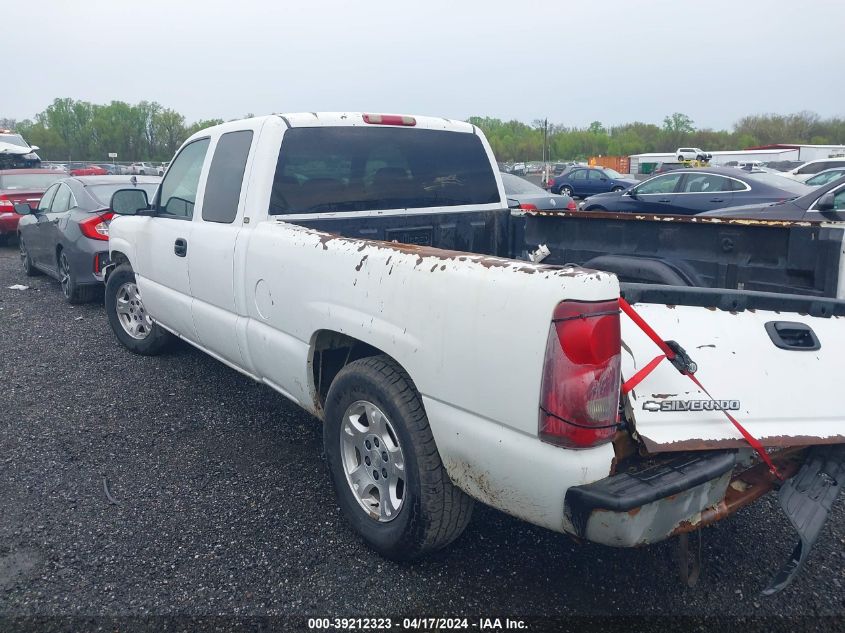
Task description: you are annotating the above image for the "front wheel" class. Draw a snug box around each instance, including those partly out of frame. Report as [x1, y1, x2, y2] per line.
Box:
[105, 263, 173, 355]
[324, 355, 473, 560]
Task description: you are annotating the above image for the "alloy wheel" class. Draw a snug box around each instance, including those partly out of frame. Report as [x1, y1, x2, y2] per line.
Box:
[19, 240, 28, 270]
[340, 400, 406, 522]
[59, 252, 72, 298]
[114, 281, 153, 340]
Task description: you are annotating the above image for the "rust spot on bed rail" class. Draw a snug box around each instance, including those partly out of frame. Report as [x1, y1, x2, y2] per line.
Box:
[298, 224, 602, 277]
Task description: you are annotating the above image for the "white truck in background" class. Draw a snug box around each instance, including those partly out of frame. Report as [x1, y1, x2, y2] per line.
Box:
[103, 113, 845, 593]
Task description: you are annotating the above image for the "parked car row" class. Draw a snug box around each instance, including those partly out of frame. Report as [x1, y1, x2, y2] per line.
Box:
[14, 175, 161, 302]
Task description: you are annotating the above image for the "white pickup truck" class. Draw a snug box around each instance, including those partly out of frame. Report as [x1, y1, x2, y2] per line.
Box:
[104, 113, 845, 592]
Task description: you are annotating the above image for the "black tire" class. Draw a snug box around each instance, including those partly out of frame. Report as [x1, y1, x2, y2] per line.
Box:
[561, 185, 574, 197]
[584, 205, 607, 212]
[58, 250, 99, 304]
[677, 155, 685, 162]
[324, 355, 473, 560]
[611, 186, 625, 192]
[105, 263, 173, 355]
[19, 237, 39, 276]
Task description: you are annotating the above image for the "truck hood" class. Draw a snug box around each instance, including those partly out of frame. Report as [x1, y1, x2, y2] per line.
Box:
[620, 291, 845, 452]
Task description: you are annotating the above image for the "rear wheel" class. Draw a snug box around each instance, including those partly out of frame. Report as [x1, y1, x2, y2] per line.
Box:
[561, 185, 574, 197]
[611, 186, 625, 192]
[19, 238, 39, 276]
[324, 355, 473, 560]
[105, 263, 173, 355]
[59, 250, 98, 304]
[677, 155, 685, 161]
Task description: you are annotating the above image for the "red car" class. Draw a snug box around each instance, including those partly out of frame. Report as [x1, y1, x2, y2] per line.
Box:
[69, 164, 108, 176]
[0, 169, 69, 243]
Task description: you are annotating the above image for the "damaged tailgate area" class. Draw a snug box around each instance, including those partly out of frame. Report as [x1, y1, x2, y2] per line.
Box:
[618, 284, 845, 452]
[567, 284, 845, 591]
[563, 444, 845, 592]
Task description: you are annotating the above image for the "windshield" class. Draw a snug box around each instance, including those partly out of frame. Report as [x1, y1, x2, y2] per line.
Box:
[0, 134, 29, 148]
[87, 182, 159, 206]
[602, 168, 623, 179]
[501, 172, 545, 195]
[0, 172, 66, 189]
[748, 172, 813, 194]
[269, 127, 500, 214]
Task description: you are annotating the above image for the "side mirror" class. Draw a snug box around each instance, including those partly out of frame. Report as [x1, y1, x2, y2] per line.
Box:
[627, 189, 638, 199]
[816, 192, 836, 212]
[29, 145, 40, 152]
[110, 188, 150, 216]
[14, 202, 32, 215]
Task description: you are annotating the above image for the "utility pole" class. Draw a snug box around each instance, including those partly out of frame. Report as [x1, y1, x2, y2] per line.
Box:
[542, 118, 549, 187]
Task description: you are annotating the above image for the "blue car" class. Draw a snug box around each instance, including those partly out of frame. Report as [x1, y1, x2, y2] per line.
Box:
[549, 166, 637, 198]
[581, 167, 812, 215]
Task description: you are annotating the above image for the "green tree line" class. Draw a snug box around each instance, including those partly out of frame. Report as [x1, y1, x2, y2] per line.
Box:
[2, 98, 224, 162]
[3, 100, 845, 163]
[469, 111, 845, 162]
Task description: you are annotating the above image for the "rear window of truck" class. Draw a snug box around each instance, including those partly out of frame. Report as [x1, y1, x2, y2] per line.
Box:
[269, 127, 500, 214]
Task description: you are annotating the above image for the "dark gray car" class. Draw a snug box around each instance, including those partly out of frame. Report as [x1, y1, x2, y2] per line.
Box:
[16, 176, 160, 303]
[501, 172, 576, 211]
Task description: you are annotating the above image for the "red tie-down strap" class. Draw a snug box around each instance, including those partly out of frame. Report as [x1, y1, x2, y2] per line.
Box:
[618, 297, 783, 480]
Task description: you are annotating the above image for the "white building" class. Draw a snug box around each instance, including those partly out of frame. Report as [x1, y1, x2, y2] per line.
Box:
[629, 144, 845, 175]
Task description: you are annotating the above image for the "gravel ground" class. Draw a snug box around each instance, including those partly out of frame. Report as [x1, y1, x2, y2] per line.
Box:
[0, 242, 844, 630]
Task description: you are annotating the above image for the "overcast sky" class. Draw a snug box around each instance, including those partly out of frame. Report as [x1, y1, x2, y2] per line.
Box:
[5, 0, 844, 130]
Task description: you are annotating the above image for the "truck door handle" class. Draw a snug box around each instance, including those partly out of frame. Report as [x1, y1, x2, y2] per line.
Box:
[658, 198, 671, 203]
[765, 321, 820, 351]
[174, 238, 187, 257]
[709, 198, 724, 203]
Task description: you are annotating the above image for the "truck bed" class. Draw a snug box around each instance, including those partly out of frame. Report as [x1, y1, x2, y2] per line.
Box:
[523, 210, 844, 298]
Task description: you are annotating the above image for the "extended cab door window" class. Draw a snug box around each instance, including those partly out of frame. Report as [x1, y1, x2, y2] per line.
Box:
[201, 131, 253, 224]
[157, 138, 211, 219]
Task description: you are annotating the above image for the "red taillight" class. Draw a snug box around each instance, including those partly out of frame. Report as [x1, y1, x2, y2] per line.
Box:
[547, 178, 555, 188]
[79, 211, 115, 241]
[567, 199, 577, 211]
[0, 196, 13, 211]
[539, 300, 621, 449]
[362, 113, 416, 126]
[519, 203, 538, 210]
